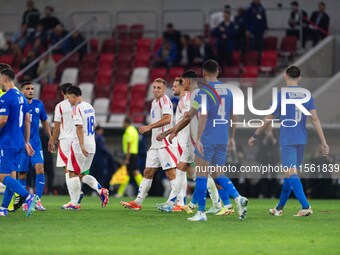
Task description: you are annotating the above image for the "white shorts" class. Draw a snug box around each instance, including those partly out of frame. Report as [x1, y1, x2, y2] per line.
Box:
[145, 147, 178, 170]
[67, 144, 95, 174]
[56, 139, 72, 167]
[178, 143, 193, 163]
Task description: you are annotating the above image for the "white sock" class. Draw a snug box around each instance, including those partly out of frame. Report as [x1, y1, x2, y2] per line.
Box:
[175, 169, 187, 206]
[82, 175, 101, 194]
[135, 178, 152, 205]
[167, 179, 178, 206]
[207, 176, 221, 208]
[68, 177, 81, 205]
[65, 172, 72, 198]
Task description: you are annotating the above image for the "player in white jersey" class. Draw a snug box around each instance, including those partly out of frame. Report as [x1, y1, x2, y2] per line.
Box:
[51, 83, 81, 208]
[120, 78, 178, 210]
[63, 85, 109, 210]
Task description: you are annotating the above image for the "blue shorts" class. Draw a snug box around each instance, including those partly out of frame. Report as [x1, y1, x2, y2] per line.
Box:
[281, 145, 305, 169]
[18, 145, 44, 172]
[0, 148, 24, 174]
[195, 144, 227, 166]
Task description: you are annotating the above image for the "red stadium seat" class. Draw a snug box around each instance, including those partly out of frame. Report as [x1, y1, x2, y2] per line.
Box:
[134, 52, 151, 67]
[186, 66, 202, 77]
[113, 84, 128, 98]
[78, 72, 95, 83]
[168, 67, 185, 81]
[153, 37, 163, 53]
[232, 51, 241, 66]
[40, 84, 59, 112]
[64, 54, 80, 67]
[150, 67, 167, 81]
[101, 38, 116, 53]
[119, 38, 134, 54]
[243, 51, 260, 66]
[115, 24, 129, 40]
[241, 66, 259, 87]
[130, 24, 144, 40]
[90, 38, 99, 52]
[82, 53, 98, 64]
[260, 51, 278, 73]
[0, 54, 14, 66]
[223, 66, 240, 78]
[115, 69, 131, 83]
[131, 115, 145, 123]
[52, 54, 63, 63]
[280, 36, 297, 57]
[136, 38, 152, 53]
[131, 84, 148, 99]
[264, 36, 278, 50]
[110, 96, 127, 113]
[99, 53, 115, 63]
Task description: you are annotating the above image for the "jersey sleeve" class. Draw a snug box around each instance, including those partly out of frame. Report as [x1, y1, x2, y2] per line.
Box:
[54, 103, 62, 122]
[193, 89, 206, 112]
[72, 106, 83, 126]
[39, 101, 48, 121]
[272, 92, 281, 118]
[0, 95, 10, 116]
[160, 96, 172, 115]
[308, 96, 316, 111]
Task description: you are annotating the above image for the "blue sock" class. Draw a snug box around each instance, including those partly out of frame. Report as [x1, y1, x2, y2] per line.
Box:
[3, 176, 29, 198]
[214, 175, 240, 199]
[191, 189, 197, 205]
[276, 178, 292, 210]
[289, 174, 309, 209]
[196, 177, 208, 212]
[218, 189, 231, 206]
[97, 183, 102, 190]
[1, 186, 14, 208]
[18, 178, 26, 189]
[36, 174, 45, 198]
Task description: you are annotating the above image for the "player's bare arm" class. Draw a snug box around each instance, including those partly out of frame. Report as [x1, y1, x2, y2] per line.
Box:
[196, 111, 207, 155]
[76, 124, 88, 157]
[248, 114, 275, 146]
[42, 119, 55, 153]
[156, 127, 174, 141]
[310, 109, 329, 156]
[228, 114, 237, 152]
[169, 108, 197, 143]
[0, 115, 8, 127]
[24, 112, 34, 156]
[139, 114, 171, 134]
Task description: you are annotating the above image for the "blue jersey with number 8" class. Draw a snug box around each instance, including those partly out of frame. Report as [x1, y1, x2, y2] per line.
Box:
[0, 89, 28, 149]
[273, 87, 316, 146]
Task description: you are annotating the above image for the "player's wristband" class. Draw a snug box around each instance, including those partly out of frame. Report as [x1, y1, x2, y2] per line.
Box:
[252, 133, 259, 139]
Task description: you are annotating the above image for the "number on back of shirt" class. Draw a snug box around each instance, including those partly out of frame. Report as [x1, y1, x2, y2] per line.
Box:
[295, 106, 302, 123]
[217, 98, 226, 119]
[87, 116, 95, 135]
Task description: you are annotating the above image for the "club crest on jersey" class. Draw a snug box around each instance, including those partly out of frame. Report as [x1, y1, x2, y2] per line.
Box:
[35, 108, 40, 113]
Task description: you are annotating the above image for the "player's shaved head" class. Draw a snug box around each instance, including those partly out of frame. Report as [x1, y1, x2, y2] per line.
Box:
[203, 60, 219, 74]
[285, 66, 301, 79]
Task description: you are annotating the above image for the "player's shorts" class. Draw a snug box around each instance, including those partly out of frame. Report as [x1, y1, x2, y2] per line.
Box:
[281, 145, 305, 169]
[57, 139, 72, 167]
[178, 143, 193, 163]
[0, 148, 24, 174]
[18, 145, 44, 172]
[145, 146, 178, 170]
[195, 143, 227, 166]
[67, 144, 95, 175]
[126, 154, 138, 175]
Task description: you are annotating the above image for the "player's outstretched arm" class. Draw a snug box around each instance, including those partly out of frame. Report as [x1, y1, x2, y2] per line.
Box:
[310, 109, 329, 156]
[248, 114, 275, 146]
[139, 114, 171, 134]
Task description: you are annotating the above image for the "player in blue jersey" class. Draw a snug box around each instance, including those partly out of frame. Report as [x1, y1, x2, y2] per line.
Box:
[248, 66, 329, 216]
[0, 67, 39, 217]
[14, 81, 54, 211]
[169, 60, 248, 221]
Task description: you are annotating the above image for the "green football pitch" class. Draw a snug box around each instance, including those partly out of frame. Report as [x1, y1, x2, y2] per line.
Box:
[0, 196, 339, 255]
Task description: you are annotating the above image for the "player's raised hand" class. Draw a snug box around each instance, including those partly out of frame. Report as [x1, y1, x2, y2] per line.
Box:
[25, 143, 35, 156]
[321, 143, 329, 156]
[169, 132, 177, 144]
[48, 139, 56, 153]
[81, 145, 89, 157]
[248, 136, 256, 146]
[139, 125, 151, 134]
[156, 132, 166, 141]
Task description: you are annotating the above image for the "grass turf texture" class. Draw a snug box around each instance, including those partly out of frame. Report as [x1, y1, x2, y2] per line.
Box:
[0, 196, 339, 255]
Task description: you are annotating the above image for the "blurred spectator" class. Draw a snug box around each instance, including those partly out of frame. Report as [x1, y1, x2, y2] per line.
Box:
[28, 22, 48, 48]
[234, 7, 247, 52]
[69, 30, 87, 58]
[178, 35, 194, 67]
[11, 24, 29, 59]
[37, 54, 56, 83]
[22, 0, 40, 30]
[192, 35, 213, 66]
[154, 38, 177, 68]
[209, 5, 233, 29]
[309, 2, 330, 46]
[90, 126, 115, 188]
[40, 6, 61, 32]
[20, 38, 43, 80]
[50, 24, 70, 54]
[163, 23, 181, 50]
[212, 10, 235, 67]
[246, 0, 268, 52]
[256, 126, 280, 198]
[286, 1, 308, 48]
[307, 144, 333, 198]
